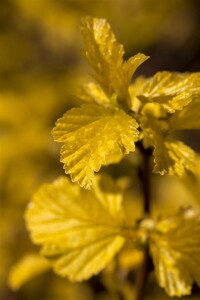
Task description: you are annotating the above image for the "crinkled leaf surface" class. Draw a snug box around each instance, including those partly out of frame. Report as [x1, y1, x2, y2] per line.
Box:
[141, 116, 195, 176]
[138, 72, 200, 113]
[150, 208, 200, 297]
[170, 97, 200, 131]
[80, 16, 148, 100]
[81, 16, 124, 94]
[113, 53, 149, 101]
[153, 138, 195, 176]
[25, 176, 126, 281]
[8, 254, 50, 290]
[52, 104, 139, 189]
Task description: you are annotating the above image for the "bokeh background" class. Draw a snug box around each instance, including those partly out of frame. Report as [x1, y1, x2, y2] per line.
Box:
[1, 0, 200, 299]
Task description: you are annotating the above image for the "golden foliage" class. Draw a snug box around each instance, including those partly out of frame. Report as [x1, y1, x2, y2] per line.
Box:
[8, 254, 50, 290]
[150, 208, 200, 297]
[25, 176, 126, 281]
[138, 72, 200, 113]
[2, 4, 200, 299]
[80, 16, 148, 100]
[141, 116, 196, 176]
[53, 104, 139, 189]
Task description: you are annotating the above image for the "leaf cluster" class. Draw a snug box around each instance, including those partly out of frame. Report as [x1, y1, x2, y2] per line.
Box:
[10, 16, 200, 299]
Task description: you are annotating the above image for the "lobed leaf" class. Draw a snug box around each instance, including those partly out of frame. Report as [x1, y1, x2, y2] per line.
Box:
[154, 138, 195, 176]
[113, 54, 149, 101]
[8, 254, 50, 290]
[25, 176, 125, 281]
[80, 16, 148, 101]
[141, 116, 196, 176]
[52, 104, 139, 189]
[150, 208, 200, 297]
[137, 72, 200, 113]
[80, 16, 124, 95]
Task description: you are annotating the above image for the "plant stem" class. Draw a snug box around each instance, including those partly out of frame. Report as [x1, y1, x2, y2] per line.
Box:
[140, 149, 150, 216]
[135, 246, 150, 300]
[135, 146, 151, 300]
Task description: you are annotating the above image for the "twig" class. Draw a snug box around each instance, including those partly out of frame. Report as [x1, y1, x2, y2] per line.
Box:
[135, 145, 152, 300]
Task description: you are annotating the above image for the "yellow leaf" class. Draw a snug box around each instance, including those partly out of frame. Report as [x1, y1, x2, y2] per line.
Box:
[8, 254, 50, 290]
[118, 247, 144, 270]
[141, 116, 196, 176]
[75, 82, 110, 106]
[138, 72, 200, 113]
[25, 176, 126, 282]
[150, 208, 200, 297]
[128, 77, 147, 112]
[113, 53, 149, 101]
[80, 16, 124, 95]
[169, 97, 200, 131]
[154, 138, 195, 176]
[182, 156, 200, 207]
[52, 104, 139, 189]
[80, 17, 148, 101]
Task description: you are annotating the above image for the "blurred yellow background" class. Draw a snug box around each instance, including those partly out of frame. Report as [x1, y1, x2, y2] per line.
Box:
[1, 0, 200, 299]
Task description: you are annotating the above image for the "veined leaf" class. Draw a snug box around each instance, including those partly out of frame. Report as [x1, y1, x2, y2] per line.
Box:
[138, 72, 200, 113]
[25, 176, 126, 281]
[169, 97, 200, 131]
[141, 116, 196, 176]
[113, 54, 149, 101]
[154, 138, 195, 176]
[80, 16, 124, 95]
[52, 104, 139, 189]
[150, 208, 200, 297]
[80, 17, 148, 101]
[8, 254, 50, 290]
[75, 82, 110, 106]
